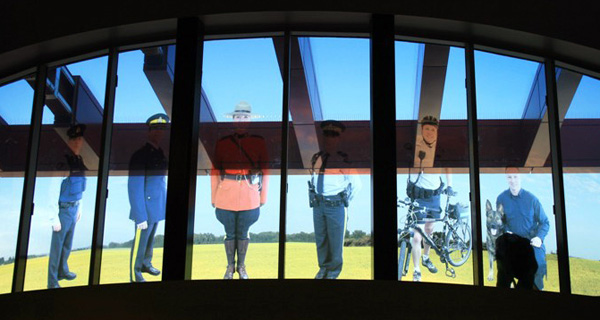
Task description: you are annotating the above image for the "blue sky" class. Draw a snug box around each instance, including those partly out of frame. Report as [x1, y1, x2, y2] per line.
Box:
[1, 37, 599, 265]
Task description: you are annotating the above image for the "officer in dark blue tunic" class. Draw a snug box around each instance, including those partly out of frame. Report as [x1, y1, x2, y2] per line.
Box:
[48, 124, 87, 289]
[128, 113, 169, 282]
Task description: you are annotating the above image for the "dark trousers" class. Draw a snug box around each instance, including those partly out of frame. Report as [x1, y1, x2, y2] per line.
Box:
[215, 208, 260, 240]
[48, 206, 77, 288]
[313, 201, 347, 279]
[130, 222, 158, 282]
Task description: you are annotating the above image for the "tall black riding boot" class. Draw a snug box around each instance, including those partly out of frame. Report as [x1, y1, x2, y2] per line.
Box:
[237, 239, 250, 279]
[224, 240, 236, 280]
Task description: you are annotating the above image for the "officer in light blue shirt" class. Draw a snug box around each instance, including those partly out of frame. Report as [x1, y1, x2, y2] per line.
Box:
[309, 120, 361, 279]
[496, 167, 550, 290]
[128, 113, 169, 282]
[48, 124, 87, 289]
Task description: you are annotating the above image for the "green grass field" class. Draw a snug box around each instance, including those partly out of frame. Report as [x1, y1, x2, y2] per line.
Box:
[0, 243, 598, 296]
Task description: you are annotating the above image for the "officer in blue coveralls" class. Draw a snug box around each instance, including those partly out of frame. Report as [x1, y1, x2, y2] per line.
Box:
[128, 113, 169, 282]
[496, 167, 550, 290]
[48, 124, 87, 289]
[309, 120, 361, 279]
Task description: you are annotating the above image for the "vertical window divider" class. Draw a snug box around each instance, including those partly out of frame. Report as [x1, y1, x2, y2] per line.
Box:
[163, 17, 203, 281]
[465, 43, 484, 286]
[89, 48, 118, 285]
[277, 31, 291, 280]
[370, 14, 398, 281]
[12, 64, 47, 292]
[544, 58, 571, 294]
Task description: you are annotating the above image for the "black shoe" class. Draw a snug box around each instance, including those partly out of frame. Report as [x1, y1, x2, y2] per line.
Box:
[58, 272, 77, 281]
[141, 265, 161, 276]
[315, 269, 327, 279]
[422, 257, 438, 274]
[133, 272, 146, 283]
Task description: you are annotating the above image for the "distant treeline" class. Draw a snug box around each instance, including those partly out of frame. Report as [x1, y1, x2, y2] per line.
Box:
[105, 230, 374, 249]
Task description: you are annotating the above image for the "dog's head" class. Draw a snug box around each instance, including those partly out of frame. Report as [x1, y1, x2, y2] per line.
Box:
[486, 200, 504, 236]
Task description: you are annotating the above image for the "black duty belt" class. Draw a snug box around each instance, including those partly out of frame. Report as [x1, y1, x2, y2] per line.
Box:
[223, 174, 249, 181]
[315, 194, 344, 207]
[58, 200, 80, 209]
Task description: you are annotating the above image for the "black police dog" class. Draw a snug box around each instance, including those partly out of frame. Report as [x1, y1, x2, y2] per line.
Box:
[495, 232, 538, 289]
[485, 200, 504, 281]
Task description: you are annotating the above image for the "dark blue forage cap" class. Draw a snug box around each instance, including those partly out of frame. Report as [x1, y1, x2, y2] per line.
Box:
[146, 113, 170, 127]
[320, 120, 345, 134]
[66, 124, 86, 139]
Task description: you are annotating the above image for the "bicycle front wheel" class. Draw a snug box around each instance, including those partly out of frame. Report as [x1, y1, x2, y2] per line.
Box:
[445, 220, 472, 267]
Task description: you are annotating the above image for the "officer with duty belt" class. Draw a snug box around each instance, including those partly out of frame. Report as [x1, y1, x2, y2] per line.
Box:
[48, 124, 87, 289]
[406, 115, 453, 282]
[211, 101, 269, 280]
[128, 113, 169, 282]
[309, 120, 361, 279]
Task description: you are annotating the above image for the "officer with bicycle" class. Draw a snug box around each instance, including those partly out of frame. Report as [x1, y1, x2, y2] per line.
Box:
[309, 120, 361, 279]
[407, 116, 453, 282]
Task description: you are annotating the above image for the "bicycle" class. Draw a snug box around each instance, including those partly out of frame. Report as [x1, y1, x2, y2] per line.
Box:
[397, 191, 471, 281]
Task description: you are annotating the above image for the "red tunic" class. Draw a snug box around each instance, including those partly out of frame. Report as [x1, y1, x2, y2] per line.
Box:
[211, 133, 270, 211]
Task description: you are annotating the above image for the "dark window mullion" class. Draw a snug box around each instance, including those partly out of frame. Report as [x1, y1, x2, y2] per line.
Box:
[465, 44, 484, 286]
[544, 58, 571, 294]
[89, 48, 119, 285]
[371, 14, 398, 281]
[12, 64, 47, 292]
[278, 31, 291, 279]
[163, 17, 203, 281]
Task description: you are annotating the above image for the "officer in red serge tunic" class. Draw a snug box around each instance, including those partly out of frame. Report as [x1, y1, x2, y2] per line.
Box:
[211, 101, 269, 280]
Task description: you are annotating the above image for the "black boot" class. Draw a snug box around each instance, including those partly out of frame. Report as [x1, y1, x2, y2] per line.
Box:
[237, 239, 250, 280]
[224, 240, 236, 280]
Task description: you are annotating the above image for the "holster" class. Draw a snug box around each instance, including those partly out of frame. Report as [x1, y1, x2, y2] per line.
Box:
[308, 181, 319, 208]
[339, 191, 349, 208]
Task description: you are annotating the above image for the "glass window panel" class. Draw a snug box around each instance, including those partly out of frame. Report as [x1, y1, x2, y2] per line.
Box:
[0, 76, 35, 294]
[101, 45, 174, 284]
[557, 69, 600, 296]
[193, 37, 282, 280]
[475, 51, 558, 292]
[285, 36, 372, 280]
[396, 42, 473, 284]
[24, 55, 107, 291]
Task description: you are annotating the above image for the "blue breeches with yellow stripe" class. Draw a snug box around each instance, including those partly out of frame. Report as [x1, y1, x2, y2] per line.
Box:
[130, 222, 158, 282]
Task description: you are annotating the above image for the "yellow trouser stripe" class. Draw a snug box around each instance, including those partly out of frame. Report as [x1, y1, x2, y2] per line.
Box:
[343, 207, 348, 243]
[131, 228, 142, 280]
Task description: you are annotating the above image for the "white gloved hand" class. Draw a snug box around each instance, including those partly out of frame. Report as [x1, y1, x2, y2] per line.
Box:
[530, 236, 542, 248]
[137, 221, 148, 230]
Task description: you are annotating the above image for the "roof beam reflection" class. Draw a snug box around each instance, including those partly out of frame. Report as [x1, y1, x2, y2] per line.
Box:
[142, 46, 216, 172]
[412, 44, 450, 168]
[524, 67, 582, 168]
[273, 37, 322, 169]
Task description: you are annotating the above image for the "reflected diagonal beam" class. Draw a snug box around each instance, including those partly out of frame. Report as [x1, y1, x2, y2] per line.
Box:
[524, 68, 582, 168]
[143, 47, 215, 171]
[26, 67, 100, 170]
[412, 44, 450, 167]
[274, 37, 322, 169]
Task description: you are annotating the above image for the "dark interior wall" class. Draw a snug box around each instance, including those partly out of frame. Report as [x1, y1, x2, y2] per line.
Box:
[1, 1, 599, 53]
[0, 280, 596, 320]
[2, 1, 600, 79]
